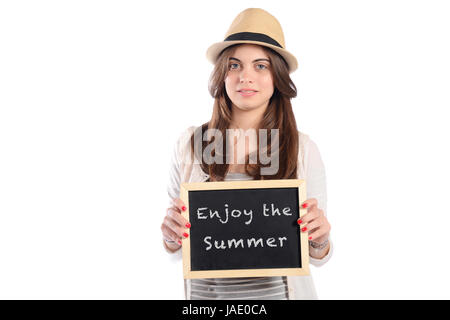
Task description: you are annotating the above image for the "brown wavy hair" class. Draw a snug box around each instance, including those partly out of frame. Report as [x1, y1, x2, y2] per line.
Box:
[190, 44, 299, 181]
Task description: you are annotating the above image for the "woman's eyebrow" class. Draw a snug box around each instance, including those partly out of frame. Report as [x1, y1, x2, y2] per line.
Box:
[229, 57, 270, 63]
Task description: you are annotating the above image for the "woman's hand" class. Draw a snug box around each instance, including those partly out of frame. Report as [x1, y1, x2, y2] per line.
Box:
[161, 198, 191, 251]
[298, 198, 331, 254]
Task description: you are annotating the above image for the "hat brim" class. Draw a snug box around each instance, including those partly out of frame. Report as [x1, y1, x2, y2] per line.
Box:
[206, 40, 298, 73]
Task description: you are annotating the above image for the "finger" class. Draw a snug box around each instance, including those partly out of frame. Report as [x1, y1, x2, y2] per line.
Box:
[298, 207, 322, 224]
[164, 216, 189, 239]
[167, 207, 191, 229]
[161, 222, 182, 244]
[171, 198, 187, 213]
[300, 216, 324, 233]
[300, 198, 318, 210]
[308, 224, 331, 242]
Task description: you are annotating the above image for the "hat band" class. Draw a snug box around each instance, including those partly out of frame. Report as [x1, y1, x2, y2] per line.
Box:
[224, 32, 283, 48]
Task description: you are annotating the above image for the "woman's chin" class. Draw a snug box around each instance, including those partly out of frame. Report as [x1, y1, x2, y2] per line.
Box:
[232, 104, 261, 112]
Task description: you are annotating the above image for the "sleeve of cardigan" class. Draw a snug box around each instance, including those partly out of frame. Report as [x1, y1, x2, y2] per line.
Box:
[163, 129, 186, 258]
[304, 137, 334, 267]
[167, 134, 182, 206]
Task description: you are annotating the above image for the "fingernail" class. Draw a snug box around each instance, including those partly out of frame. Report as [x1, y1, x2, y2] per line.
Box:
[308, 236, 312, 240]
[301, 227, 307, 232]
[178, 240, 182, 245]
[182, 206, 186, 211]
[302, 203, 308, 208]
[183, 232, 189, 238]
[297, 219, 302, 225]
[186, 222, 191, 228]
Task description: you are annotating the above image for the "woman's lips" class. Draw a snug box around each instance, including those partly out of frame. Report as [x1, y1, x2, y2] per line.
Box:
[238, 90, 258, 97]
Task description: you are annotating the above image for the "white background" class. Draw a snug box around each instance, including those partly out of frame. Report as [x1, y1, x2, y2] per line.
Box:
[1, 0, 449, 299]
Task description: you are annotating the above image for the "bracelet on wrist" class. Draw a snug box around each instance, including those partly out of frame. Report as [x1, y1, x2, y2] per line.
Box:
[163, 237, 176, 244]
[309, 238, 329, 250]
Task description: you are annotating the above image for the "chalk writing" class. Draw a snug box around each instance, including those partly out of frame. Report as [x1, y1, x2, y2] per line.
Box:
[196, 203, 292, 226]
[204, 236, 288, 251]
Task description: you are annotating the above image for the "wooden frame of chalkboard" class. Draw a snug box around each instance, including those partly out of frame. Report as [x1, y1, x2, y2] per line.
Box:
[180, 179, 309, 279]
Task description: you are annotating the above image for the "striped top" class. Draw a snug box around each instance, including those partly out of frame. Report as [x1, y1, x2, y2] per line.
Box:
[189, 172, 289, 300]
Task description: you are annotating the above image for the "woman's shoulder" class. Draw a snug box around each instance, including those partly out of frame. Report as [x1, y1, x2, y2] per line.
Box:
[296, 130, 326, 179]
[297, 130, 324, 162]
[297, 130, 313, 149]
[177, 125, 197, 143]
[173, 125, 200, 159]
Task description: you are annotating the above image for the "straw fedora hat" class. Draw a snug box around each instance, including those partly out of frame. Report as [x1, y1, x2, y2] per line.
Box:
[206, 8, 298, 73]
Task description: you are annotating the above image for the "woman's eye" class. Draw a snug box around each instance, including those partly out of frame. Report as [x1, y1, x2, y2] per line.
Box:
[229, 63, 268, 70]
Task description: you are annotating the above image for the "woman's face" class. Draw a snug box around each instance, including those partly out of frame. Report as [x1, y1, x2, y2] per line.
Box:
[224, 44, 274, 112]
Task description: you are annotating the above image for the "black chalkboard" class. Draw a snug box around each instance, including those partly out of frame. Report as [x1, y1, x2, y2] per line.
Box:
[180, 179, 309, 279]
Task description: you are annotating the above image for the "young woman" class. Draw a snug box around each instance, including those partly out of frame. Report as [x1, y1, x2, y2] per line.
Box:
[161, 8, 333, 300]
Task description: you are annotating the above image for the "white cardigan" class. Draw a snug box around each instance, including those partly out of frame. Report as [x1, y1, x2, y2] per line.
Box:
[165, 126, 333, 300]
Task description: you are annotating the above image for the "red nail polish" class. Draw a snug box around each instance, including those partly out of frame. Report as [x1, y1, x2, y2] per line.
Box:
[178, 240, 182, 245]
[297, 219, 302, 225]
[302, 203, 308, 208]
[308, 236, 312, 240]
[182, 206, 186, 211]
[183, 232, 189, 238]
[301, 227, 307, 232]
[186, 222, 191, 228]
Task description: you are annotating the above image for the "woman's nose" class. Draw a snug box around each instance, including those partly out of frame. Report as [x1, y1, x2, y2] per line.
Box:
[239, 69, 254, 83]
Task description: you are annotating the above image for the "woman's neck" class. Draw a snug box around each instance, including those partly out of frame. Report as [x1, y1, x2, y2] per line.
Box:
[229, 104, 267, 131]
